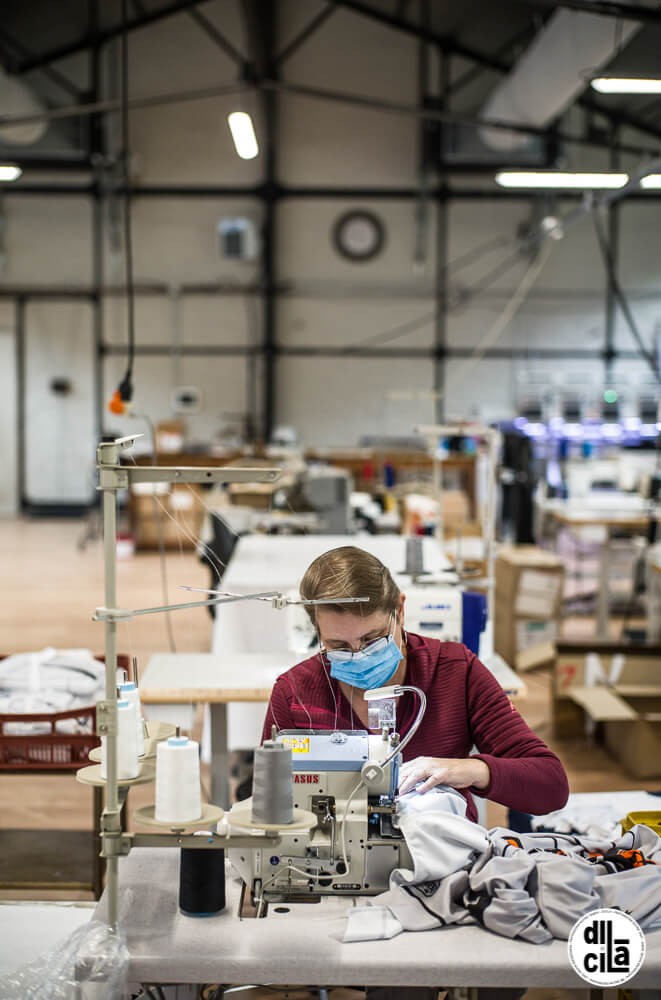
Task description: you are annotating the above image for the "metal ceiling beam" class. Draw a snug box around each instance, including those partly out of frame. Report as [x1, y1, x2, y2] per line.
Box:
[275, 4, 337, 67]
[331, 0, 505, 65]
[1, 68, 657, 159]
[332, 0, 661, 144]
[447, 24, 535, 97]
[0, 28, 83, 99]
[187, 7, 246, 66]
[516, 0, 661, 24]
[13, 0, 216, 76]
[240, 0, 278, 444]
[263, 78, 661, 155]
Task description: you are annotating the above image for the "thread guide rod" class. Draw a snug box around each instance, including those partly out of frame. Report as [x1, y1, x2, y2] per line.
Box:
[96, 435, 283, 933]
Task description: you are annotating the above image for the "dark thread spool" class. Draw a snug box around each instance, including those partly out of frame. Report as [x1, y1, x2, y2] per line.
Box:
[405, 535, 424, 576]
[179, 846, 226, 917]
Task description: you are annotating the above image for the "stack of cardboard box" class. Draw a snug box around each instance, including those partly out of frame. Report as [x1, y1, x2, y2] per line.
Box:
[553, 641, 661, 778]
[494, 545, 564, 671]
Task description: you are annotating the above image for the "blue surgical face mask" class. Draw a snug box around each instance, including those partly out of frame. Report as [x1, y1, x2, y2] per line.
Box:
[325, 627, 403, 690]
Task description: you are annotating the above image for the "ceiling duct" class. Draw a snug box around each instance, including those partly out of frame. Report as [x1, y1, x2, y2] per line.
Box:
[0, 65, 48, 145]
[479, 1, 650, 151]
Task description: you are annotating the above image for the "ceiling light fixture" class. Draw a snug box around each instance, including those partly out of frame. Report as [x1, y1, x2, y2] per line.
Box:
[227, 111, 258, 160]
[640, 174, 661, 189]
[495, 171, 629, 190]
[0, 164, 21, 182]
[591, 77, 661, 94]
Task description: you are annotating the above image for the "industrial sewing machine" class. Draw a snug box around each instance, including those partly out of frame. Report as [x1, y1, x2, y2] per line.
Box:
[229, 705, 416, 904]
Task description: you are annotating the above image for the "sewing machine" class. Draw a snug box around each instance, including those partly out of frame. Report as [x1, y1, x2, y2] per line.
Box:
[229, 725, 412, 904]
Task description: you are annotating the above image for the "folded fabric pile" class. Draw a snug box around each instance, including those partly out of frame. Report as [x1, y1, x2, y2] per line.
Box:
[0, 648, 106, 734]
[344, 787, 661, 944]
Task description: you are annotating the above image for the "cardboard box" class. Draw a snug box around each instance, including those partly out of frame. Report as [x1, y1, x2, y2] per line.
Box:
[130, 483, 204, 550]
[553, 642, 661, 778]
[494, 546, 564, 667]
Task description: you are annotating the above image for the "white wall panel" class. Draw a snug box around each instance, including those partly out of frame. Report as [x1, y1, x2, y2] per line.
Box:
[615, 202, 661, 359]
[24, 303, 96, 505]
[4, 198, 91, 285]
[103, 293, 255, 351]
[279, 297, 435, 350]
[0, 330, 17, 514]
[278, 2, 419, 185]
[276, 357, 436, 447]
[443, 358, 516, 423]
[117, 2, 252, 185]
[105, 198, 259, 285]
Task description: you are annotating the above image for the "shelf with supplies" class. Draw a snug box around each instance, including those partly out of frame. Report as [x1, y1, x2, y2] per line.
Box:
[305, 447, 478, 519]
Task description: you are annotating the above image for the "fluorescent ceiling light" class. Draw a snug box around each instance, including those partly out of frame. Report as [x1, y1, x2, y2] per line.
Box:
[495, 171, 628, 189]
[227, 111, 258, 160]
[0, 164, 21, 182]
[640, 174, 661, 189]
[591, 77, 661, 94]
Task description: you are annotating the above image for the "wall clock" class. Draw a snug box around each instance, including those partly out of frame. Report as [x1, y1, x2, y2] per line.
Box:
[332, 210, 385, 262]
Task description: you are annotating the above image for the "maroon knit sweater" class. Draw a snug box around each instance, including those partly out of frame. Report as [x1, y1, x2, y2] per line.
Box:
[261, 633, 569, 823]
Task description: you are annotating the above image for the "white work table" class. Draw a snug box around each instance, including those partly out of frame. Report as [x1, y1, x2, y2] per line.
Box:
[96, 848, 661, 990]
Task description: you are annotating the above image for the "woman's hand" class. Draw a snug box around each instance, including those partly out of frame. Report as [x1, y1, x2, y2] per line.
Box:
[398, 756, 490, 795]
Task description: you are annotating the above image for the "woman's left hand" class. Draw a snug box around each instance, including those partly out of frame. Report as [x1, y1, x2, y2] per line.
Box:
[398, 756, 490, 795]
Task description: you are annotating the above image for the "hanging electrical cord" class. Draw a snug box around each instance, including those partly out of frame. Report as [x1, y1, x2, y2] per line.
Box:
[591, 209, 661, 383]
[108, 0, 136, 415]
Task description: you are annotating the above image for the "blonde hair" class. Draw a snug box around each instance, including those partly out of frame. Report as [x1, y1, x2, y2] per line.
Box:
[299, 546, 400, 625]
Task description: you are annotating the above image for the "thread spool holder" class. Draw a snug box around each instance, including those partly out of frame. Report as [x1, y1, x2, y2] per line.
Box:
[95, 434, 282, 931]
[94, 435, 364, 932]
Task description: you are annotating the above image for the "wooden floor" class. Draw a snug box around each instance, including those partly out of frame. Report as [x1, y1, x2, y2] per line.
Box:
[0, 516, 656, 998]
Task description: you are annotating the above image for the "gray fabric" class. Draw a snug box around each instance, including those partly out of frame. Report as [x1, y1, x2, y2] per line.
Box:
[532, 854, 599, 938]
[347, 821, 661, 944]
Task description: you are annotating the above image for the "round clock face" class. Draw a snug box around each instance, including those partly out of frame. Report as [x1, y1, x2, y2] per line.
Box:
[332, 210, 385, 261]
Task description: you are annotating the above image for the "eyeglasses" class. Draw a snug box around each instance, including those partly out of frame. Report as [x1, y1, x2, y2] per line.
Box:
[320, 616, 395, 662]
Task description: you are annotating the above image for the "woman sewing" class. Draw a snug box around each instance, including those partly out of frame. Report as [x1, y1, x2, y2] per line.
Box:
[261, 544, 569, 824]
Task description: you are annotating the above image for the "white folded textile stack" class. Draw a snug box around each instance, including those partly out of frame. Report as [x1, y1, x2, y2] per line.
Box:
[0, 648, 106, 734]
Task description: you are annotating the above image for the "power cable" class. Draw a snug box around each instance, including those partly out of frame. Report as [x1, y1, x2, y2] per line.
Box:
[108, 0, 137, 414]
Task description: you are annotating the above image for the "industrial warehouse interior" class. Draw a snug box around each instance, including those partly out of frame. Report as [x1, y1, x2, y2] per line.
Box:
[0, 1, 660, 998]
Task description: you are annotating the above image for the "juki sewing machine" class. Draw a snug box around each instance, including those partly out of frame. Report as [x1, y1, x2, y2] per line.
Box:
[229, 685, 426, 905]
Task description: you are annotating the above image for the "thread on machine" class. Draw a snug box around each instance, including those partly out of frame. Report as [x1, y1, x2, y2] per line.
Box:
[179, 835, 226, 916]
[251, 739, 294, 826]
[117, 680, 145, 756]
[155, 736, 202, 823]
[405, 535, 425, 576]
[100, 699, 140, 780]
